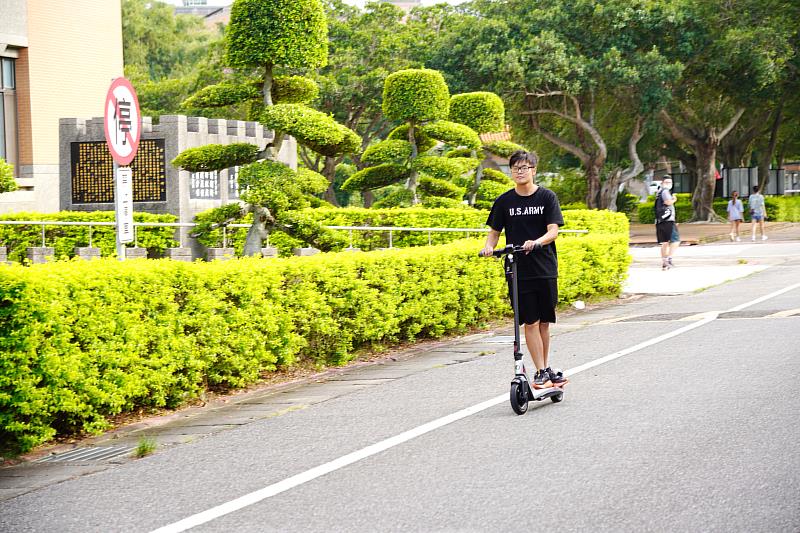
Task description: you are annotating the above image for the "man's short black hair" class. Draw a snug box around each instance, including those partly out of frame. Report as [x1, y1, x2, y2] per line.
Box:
[753, 185, 760, 193]
[509, 150, 538, 169]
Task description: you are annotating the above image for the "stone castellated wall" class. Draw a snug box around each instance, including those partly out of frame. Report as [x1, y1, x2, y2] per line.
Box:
[59, 115, 297, 257]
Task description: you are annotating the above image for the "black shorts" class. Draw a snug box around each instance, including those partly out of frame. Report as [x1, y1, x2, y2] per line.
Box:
[656, 221, 675, 244]
[507, 278, 558, 324]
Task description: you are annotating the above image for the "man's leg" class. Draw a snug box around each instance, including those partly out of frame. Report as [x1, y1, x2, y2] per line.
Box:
[523, 322, 545, 371]
[539, 321, 551, 369]
[669, 240, 680, 257]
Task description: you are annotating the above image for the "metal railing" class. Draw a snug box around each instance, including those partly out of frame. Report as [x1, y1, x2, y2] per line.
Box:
[0, 220, 588, 251]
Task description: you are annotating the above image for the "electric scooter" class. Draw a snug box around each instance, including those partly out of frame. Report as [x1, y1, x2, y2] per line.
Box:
[481, 244, 565, 414]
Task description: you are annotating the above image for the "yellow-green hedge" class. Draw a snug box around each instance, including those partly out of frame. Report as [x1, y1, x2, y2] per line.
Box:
[1, 231, 629, 454]
[0, 211, 179, 262]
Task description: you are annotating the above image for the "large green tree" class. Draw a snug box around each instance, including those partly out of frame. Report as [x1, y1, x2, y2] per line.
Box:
[122, 0, 221, 81]
[657, 0, 798, 220]
[424, 0, 682, 210]
[172, 0, 360, 256]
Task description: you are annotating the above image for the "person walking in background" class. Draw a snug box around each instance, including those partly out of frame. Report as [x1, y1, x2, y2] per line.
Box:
[749, 185, 768, 241]
[655, 177, 679, 270]
[727, 190, 744, 241]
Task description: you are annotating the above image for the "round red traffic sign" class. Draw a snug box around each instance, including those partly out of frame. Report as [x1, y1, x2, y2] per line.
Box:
[104, 77, 141, 166]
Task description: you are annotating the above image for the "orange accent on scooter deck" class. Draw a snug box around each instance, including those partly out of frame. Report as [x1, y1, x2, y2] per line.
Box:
[532, 379, 568, 390]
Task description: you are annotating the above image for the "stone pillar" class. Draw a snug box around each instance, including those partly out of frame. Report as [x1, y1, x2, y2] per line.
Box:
[74, 247, 101, 260]
[260, 247, 278, 258]
[27, 247, 55, 264]
[125, 247, 148, 259]
[206, 248, 235, 261]
[0, 246, 7, 263]
[293, 247, 320, 256]
[164, 247, 193, 262]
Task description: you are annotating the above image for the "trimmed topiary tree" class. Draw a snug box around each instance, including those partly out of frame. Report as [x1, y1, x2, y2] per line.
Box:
[341, 68, 482, 206]
[171, 0, 360, 256]
[448, 91, 525, 206]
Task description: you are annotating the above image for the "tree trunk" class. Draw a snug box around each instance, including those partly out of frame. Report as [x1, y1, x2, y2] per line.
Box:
[758, 101, 784, 191]
[468, 149, 482, 206]
[599, 169, 621, 211]
[599, 116, 644, 211]
[243, 205, 273, 256]
[321, 156, 340, 206]
[585, 161, 602, 209]
[660, 108, 745, 222]
[363, 191, 374, 208]
[406, 121, 420, 204]
[691, 144, 721, 222]
[263, 65, 273, 107]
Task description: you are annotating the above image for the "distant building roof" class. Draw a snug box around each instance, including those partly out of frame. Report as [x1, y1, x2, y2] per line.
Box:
[479, 129, 512, 143]
[381, 0, 423, 11]
[174, 5, 231, 28]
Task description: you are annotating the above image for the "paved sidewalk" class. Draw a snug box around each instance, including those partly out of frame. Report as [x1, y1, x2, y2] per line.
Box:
[625, 222, 800, 294]
[629, 221, 796, 245]
[2, 223, 800, 502]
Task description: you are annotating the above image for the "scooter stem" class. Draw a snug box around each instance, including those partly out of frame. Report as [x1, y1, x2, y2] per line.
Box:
[508, 251, 522, 361]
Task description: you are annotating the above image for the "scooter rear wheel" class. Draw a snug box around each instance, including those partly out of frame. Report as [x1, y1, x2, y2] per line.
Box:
[510, 382, 528, 415]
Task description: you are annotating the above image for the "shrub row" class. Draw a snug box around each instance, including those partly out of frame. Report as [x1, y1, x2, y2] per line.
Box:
[0, 233, 629, 455]
[0, 212, 179, 262]
[637, 194, 800, 224]
[196, 207, 628, 254]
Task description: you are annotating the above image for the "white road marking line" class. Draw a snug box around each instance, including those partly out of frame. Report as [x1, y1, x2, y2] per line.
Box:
[563, 313, 718, 378]
[149, 396, 507, 533]
[150, 283, 800, 533]
[726, 282, 800, 312]
[765, 308, 800, 318]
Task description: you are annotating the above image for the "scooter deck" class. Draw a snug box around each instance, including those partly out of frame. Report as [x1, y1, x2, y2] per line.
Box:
[531, 379, 568, 390]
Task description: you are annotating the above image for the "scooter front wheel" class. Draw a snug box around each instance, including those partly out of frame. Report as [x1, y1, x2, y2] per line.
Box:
[510, 381, 528, 415]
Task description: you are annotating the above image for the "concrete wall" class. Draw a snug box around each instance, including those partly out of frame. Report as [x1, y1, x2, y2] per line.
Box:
[0, 0, 28, 47]
[59, 114, 297, 257]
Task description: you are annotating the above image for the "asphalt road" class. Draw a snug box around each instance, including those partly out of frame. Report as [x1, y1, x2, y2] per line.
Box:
[1, 250, 799, 532]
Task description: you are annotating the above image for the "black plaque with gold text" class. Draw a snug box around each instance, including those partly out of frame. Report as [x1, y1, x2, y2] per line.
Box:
[71, 139, 167, 204]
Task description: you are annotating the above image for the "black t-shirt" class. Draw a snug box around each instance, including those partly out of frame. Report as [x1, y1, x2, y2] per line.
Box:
[486, 187, 564, 279]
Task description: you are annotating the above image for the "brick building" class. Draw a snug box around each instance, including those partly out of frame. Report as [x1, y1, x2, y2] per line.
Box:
[0, 0, 124, 214]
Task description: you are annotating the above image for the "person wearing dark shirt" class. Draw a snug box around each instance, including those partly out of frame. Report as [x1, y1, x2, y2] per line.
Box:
[480, 150, 566, 388]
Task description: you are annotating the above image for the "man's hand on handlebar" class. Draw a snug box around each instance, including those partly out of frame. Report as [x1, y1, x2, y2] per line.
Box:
[521, 240, 543, 253]
[479, 245, 495, 257]
[479, 242, 542, 257]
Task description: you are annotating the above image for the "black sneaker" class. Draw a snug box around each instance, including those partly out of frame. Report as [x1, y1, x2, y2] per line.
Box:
[546, 367, 568, 386]
[533, 369, 552, 389]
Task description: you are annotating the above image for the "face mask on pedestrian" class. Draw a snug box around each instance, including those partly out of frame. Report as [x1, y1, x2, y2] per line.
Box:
[662, 182, 672, 190]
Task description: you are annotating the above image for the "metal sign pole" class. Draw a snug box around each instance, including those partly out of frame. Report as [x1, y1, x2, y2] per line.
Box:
[114, 163, 134, 260]
[114, 161, 124, 260]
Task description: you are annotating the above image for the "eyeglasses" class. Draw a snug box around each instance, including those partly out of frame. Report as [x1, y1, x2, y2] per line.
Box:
[511, 166, 533, 174]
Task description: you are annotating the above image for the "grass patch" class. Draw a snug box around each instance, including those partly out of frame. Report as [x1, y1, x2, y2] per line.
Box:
[135, 437, 157, 458]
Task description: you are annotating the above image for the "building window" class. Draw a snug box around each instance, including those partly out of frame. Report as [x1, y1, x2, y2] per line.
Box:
[228, 166, 239, 198]
[190, 170, 220, 199]
[2, 58, 14, 89]
[0, 57, 18, 171]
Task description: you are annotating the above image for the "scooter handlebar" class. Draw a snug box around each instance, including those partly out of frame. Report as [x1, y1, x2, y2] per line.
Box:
[478, 244, 526, 258]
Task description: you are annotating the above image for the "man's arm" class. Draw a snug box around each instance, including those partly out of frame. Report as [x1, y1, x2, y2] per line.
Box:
[480, 229, 501, 257]
[522, 223, 559, 251]
[663, 191, 676, 206]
